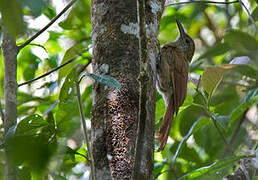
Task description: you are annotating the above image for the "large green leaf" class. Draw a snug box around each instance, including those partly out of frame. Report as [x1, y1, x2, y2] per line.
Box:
[59, 69, 77, 104]
[202, 67, 227, 94]
[228, 88, 258, 129]
[58, 44, 83, 84]
[19, 0, 45, 17]
[16, 114, 48, 135]
[173, 116, 210, 161]
[251, 7, 258, 21]
[197, 43, 230, 61]
[224, 31, 258, 53]
[179, 155, 252, 179]
[18, 47, 41, 81]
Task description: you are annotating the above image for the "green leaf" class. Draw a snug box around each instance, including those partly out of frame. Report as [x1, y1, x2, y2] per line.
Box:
[154, 162, 166, 179]
[224, 31, 258, 53]
[173, 117, 210, 161]
[228, 88, 258, 129]
[16, 114, 48, 135]
[58, 44, 83, 84]
[197, 43, 230, 60]
[84, 73, 121, 90]
[18, 47, 41, 81]
[202, 67, 227, 94]
[231, 65, 257, 79]
[251, 7, 258, 21]
[55, 99, 80, 137]
[59, 69, 77, 104]
[19, 0, 45, 17]
[0, 0, 25, 37]
[178, 104, 204, 136]
[179, 155, 252, 179]
[43, 5, 56, 19]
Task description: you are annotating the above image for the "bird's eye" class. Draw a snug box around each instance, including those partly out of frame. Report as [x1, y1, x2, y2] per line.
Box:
[186, 39, 190, 44]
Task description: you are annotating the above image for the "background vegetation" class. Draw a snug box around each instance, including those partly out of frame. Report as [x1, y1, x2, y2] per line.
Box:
[0, 0, 257, 179]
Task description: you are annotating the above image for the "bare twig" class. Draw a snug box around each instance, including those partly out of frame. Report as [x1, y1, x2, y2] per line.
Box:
[76, 76, 95, 180]
[204, 110, 233, 154]
[18, 47, 90, 87]
[238, 0, 257, 31]
[18, 56, 78, 87]
[165, 0, 239, 6]
[193, 102, 233, 154]
[18, 0, 77, 50]
[229, 112, 246, 145]
[0, 100, 4, 122]
[21, 43, 48, 53]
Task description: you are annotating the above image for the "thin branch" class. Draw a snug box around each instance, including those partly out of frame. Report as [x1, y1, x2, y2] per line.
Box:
[23, 43, 48, 53]
[238, 0, 257, 32]
[18, 46, 91, 87]
[229, 113, 245, 145]
[0, 100, 4, 122]
[18, 0, 77, 50]
[165, 0, 239, 6]
[76, 77, 96, 180]
[18, 56, 78, 87]
[204, 110, 233, 154]
[193, 102, 233, 154]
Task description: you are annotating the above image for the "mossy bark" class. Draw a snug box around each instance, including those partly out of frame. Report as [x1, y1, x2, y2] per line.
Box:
[91, 1, 164, 179]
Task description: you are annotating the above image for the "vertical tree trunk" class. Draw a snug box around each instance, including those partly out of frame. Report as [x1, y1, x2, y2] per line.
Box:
[91, 1, 164, 179]
[2, 33, 18, 180]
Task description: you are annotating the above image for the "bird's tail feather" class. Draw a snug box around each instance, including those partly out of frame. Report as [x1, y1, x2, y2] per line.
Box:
[157, 97, 174, 151]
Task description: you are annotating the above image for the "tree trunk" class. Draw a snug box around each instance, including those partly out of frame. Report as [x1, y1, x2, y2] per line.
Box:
[2, 33, 19, 180]
[90, 1, 164, 179]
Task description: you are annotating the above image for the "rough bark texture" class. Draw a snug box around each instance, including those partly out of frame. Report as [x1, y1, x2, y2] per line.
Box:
[2, 33, 18, 180]
[91, 1, 164, 179]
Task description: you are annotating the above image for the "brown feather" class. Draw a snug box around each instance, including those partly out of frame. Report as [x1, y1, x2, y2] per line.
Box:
[157, 51, 189, 151]
[156, 20, 195, 151]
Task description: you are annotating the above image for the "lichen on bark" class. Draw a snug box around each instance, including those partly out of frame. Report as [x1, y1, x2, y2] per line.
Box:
[90, 0, 164, 179]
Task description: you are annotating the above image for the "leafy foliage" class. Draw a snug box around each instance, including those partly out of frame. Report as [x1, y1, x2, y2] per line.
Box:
[0, 0, 257, 179]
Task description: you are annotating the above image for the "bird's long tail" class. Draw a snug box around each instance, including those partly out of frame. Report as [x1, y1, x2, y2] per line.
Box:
[157, 96, 174, 151]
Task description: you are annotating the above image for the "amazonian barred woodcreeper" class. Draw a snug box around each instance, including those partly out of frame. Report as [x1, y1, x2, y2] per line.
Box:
[156, 19, 195, 151]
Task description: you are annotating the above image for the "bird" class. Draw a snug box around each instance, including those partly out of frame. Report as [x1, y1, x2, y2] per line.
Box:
[156, 19, 195, 151]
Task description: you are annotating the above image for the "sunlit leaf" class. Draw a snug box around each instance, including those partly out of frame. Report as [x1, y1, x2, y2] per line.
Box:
[59, 69, 77, 104]
[229, 56, 250, 65]
[202, 67, 227, 94]
[43, 5, 56, 19]
[58, 44, 84, 84]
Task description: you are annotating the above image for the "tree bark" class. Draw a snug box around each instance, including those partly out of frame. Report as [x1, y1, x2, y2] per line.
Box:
[91, 1, 164, 179]
[2, 33, 19, 180]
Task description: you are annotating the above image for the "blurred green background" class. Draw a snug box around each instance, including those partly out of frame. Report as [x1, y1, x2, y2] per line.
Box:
[0, 0, 257, 179]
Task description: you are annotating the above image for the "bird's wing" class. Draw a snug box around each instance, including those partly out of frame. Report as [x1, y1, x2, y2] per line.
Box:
[173, 55, 188, 115]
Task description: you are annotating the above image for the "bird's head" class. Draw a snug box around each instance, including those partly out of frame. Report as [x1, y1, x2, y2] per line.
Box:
[176, 19, 195, 62]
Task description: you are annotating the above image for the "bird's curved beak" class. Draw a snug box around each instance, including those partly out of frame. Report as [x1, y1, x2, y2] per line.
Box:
[176, 19, 186, 36]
